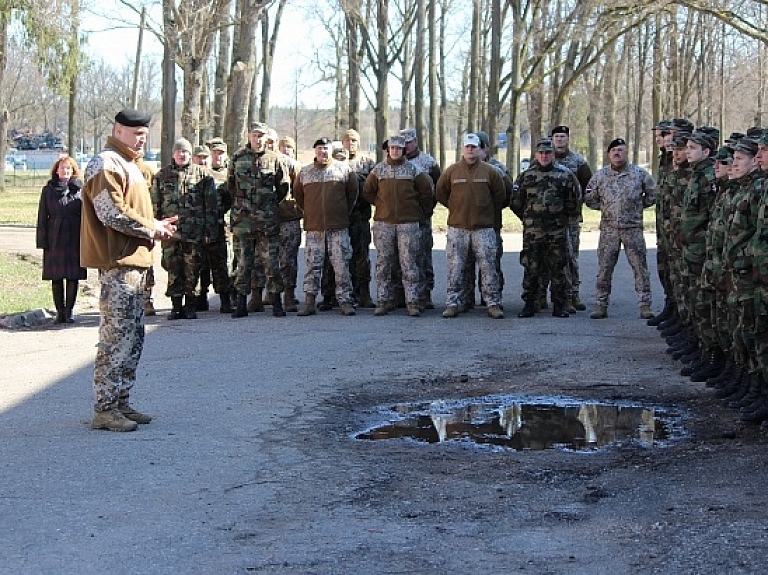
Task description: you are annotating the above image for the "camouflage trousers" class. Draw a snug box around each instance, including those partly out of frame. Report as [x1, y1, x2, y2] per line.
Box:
[594, 226, 651, 308]
[279, 219, 302, 291]
[322, 213, 372, 301]
[521, 228, 568, 306]
[372, 221, 421, 304]
[731, 296, 758, 372]
[713, 284, 732, 354]
[93, 267, 146, 412]
[692, 283, 718, 350]
[418, 219, 435, 299]
[143, 265, 155, 301]
[754, 293, 768, 379]
[445, 226, 501, 308]
[161, 241, 202, 299]
[234, 229, 283, 296]
[198, 240, 230, 295]
[461, 229, 503, 306]
[304, 229, 353, 304]
[538, 221, 579, 301]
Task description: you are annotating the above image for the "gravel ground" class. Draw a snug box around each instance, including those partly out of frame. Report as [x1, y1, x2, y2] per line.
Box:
[1, 227, 767, 575]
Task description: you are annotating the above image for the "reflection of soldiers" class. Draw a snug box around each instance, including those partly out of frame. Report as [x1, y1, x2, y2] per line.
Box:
[229, 122, 290, 318]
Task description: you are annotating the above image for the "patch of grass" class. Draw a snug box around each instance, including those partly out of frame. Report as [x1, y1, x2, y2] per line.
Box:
[0, 252, 52, 316]
[0, 173, 49, 226]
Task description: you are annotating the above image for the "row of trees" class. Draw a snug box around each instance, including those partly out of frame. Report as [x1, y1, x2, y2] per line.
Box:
[2, 0, 768, 189]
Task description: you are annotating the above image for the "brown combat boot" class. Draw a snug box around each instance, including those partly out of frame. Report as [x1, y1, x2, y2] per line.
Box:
[283, 288, 299, 312]
[640, 305, 655, 320]
[590, 306, 607, 319]
[487, 305, 504, 319]
[339, 302, 356, 316]
[91, 409, 138, 432]
[247, 288, 264, 312]
[297, 293, 316, 316]
[118, 405, 153, 424]
[406, 303, 421, 317]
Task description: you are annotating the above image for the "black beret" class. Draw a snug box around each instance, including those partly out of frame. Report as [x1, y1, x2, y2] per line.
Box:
[550, 125, 569, 136]
[114, 108, 151, 128]
[312, 137, 332, 148]
[607, 138, 626, 152]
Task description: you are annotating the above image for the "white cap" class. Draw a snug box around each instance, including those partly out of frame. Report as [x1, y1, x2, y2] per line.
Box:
[463, 133, 481, 147]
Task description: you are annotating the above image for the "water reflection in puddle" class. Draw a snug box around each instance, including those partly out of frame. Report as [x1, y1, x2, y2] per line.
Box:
[356, 397, 686, 451]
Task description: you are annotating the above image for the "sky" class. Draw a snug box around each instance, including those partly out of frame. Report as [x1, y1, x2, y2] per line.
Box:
[81, 1, 325, 108]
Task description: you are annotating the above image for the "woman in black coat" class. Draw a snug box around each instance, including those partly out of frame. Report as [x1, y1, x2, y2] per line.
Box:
[36, 156, 87, 323]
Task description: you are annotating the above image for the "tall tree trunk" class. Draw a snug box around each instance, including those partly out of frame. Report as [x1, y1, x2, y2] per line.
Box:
[413, 0, 425, 144]
[0, 12, 8, 190]
[259, 0, 286, 123]
[601, 43, 617, 157]
[346, 4, 361, 130]
[438, 0, 448, 168]
[467, 0, 481, 131]
[374, 0, 389, 161]
[180, 62, 205, 142]
[213, 6, 232, 137]
[131, 6, 146, 108]
[428, 0, 438, 157]
[487, 0, 500, 157]
[161, 0, 177, 167]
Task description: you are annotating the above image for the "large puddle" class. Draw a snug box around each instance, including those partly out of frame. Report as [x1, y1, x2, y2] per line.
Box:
[356, 396, 687, 451]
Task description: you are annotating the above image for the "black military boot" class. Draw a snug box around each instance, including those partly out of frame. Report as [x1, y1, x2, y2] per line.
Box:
[272, 292, 286, 317]
[740, 380, 768, 423]
[690, 348, 725, 382]
[183, 295, 198, 320]
[657, 310, 680, 331]
[707, 356, 735, 388]
[168, 296, 185, 320]
[232, 294, 248, 318]
[517, 301, 536, 318]
[715, 365, 746, 399]
[552, 303, 570, 318]
[728, 372, 762, 408]
[219, 290, 233, 314]
[680, 352, 705, 376]
[195, 293, 209, 311]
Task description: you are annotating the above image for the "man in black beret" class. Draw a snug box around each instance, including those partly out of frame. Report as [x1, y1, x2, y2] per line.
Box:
[81, 108, 177, 431]
[584, 138, 657, 320]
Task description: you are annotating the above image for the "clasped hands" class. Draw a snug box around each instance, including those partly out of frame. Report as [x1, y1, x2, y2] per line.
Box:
[154, 215, 179, 240]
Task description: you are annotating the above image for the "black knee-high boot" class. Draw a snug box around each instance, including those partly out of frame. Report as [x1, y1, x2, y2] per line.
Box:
[52, 280, 66, 324]
[65, 280, 78, 323]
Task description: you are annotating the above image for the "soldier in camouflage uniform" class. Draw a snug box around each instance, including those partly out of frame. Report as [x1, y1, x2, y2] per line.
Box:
[277, 136, 303, 312]
[584, 138, 656, 319]
[401, 127, 441, 309]
[718, 139, 765, 420]
[294, 137, 360, 316]
[436, 133, 506, 319]
[677, 130, 721, 379]
[363, 134, 433, 317]
[195, 137, 233, 313]
[81, 108, 177, 432]
[511, 138, 580, 318]
[152, 138, 219, 320]
[229, 122, 290, 318]
[549, 125, 593, 313]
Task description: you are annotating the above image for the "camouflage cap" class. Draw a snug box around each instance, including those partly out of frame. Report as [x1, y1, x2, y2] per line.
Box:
[535, 138, 554, 152]
[685, 131, 716, 152]
[249, 122, 269, 134]
[713, 145, 734, 164]
[696, 125, 720, 144]
[671, 134, 689, 148]
[399, 128, 417, 142]
[733, 138, 758, 156]
[207, 137, 227, 152]
[475, 130, 491, 149]
[653, 120, 672, 131]
[725, 132, 746, 145]
[671, 118, 695, 133]
[193, 145, 210, 157]
[388, 135, 406, 148]
[746, 126, 764, 139]
[172, 138, 193, 153]
[757, 132, 768, 146]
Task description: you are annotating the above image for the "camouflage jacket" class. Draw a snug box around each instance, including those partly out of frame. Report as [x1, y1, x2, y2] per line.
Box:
[680, 157, 717, 266]
[152, 161, 218, 243]
[278, 154, 304, 222]
[724, 170, 766, 298]
[228, 146, 289, 236]
[747, 180, 768, 295]
[345, 152, 377, 220]
[510, 162, 580, 233]
[585, 163, 656, 230]
[702, 178, 735, 289]
[663, 162, 692, 252]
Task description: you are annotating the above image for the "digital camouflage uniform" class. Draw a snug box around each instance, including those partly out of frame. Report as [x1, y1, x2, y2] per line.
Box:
[320, 152, 376, 305]
[363, 156, 433, 308]
[665, 159, 692, 323]
[654, 149, 674, 301]
[294, 158, 359, 304]
[584, 163, 656, 311]
[436, 158, 506, 310]
[229, 145, 290, 298]
[80, 135, 156, 415]
[511, 161, 580, 310]
[152, 161, 218, 302]
[277, 154, 304, 300]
